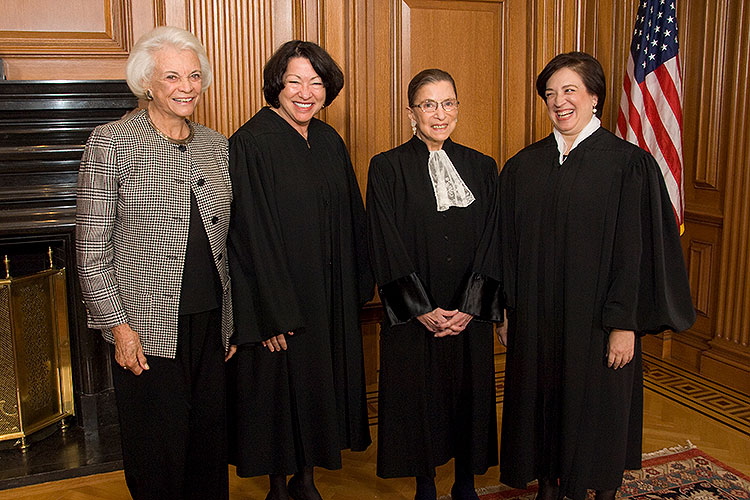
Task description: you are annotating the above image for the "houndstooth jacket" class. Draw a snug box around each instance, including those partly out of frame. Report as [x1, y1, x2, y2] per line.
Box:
[76, 109, 233, 358]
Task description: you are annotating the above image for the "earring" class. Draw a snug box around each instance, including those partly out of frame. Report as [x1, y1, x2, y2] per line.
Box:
[146, 89, 154, 101]
[411, 120, 417, 135]
[592, 104, 597, 115]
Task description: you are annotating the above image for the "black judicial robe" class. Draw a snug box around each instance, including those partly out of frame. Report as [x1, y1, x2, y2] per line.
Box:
[227, 107, 373, 476]
[498, 127, 695, 499]
[367, 136, 503, 478]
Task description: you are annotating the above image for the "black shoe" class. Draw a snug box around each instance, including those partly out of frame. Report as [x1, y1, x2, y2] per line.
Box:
[415, 476, 437, 500]
[450, 482, 480, 500]
[287, 474, 323, 500]
[265, 473, 290, 500]
[265, 491, 290, 500]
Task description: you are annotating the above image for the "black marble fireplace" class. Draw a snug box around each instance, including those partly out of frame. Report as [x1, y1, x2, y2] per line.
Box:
[0, 81, 138, 488]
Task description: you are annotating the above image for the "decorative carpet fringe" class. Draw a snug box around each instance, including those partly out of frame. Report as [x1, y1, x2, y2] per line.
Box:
[640, 440, 695, 459]
[437, 483, 530, 500]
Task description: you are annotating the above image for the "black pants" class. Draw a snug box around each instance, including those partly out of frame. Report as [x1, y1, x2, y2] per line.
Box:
[110, 309, 228, 500]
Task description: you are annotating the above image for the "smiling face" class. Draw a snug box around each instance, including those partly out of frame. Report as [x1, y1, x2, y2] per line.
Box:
[544, 66, 598, 143]
[147, 46, 203, 125]
[275, 56, 326, 136]
[407, 80, 458, 151]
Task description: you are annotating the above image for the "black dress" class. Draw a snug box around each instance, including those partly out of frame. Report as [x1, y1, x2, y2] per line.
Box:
[498, 127, 696, 499]
[227, 107, 374, 476]
[367, 136, 503, 478]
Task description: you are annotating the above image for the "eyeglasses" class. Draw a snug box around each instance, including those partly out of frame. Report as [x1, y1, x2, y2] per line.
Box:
[411, 99, 459, 114]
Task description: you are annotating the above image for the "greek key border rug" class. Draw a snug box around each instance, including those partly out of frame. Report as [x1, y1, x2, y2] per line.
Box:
[439, 443, 750, 500]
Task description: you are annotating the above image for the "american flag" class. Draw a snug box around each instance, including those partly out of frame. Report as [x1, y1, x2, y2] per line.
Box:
[616, 0, 684, 232]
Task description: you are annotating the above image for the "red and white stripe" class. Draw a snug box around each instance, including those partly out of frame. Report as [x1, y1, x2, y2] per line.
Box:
[617, 55, 684, 230]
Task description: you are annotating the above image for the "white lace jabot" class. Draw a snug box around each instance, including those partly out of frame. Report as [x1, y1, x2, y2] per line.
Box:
[427, 149, 475, 212]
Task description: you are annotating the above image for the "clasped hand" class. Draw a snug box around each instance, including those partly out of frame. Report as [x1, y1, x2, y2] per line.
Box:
[417, 308, 473, 337]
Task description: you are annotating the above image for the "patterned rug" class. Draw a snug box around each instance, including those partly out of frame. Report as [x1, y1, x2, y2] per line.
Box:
[445, 443, 750, 500]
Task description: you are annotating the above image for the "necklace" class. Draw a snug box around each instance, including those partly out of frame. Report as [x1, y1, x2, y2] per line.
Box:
[145, 110, 194, 145]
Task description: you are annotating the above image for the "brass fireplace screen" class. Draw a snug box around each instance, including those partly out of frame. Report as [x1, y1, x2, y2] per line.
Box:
[0, 254, 74, 448]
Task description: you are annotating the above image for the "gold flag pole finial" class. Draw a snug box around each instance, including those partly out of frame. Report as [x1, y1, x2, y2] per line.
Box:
[4, 255, 9, 279]
[48, 246, 54, 270]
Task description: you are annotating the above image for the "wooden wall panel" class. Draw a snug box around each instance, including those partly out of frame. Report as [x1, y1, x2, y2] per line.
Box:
[189, 0, 273, 137]
[187, 0, 324, 138]
[673, 2, 724, 374]
[683, 2, 725, 202]
[707, 0, 750, 386]
[0, 0, 161, 79]
[0, 0, 127, 52]
[0, 0, 107, 33]
[400, 0, 503, 160]
[688, 240, 713, 319]
[579, 0, 639, 133]
[317, 0, 349, 148]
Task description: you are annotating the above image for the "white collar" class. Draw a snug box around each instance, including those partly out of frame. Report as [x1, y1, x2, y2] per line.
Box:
[553, 116, 601, 164]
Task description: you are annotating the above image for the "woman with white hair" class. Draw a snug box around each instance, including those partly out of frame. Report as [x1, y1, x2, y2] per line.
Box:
[76, 26, 235, 499]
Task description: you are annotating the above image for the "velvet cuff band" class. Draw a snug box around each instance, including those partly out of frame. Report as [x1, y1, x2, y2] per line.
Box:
[379, 272, 437, 325]
[453, 272, 504, 322]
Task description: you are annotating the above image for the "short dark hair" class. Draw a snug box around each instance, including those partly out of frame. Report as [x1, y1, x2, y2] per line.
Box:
[407, 69, 457, 107]
[535, 51, 606, 118]
[263, 40, 344, 108]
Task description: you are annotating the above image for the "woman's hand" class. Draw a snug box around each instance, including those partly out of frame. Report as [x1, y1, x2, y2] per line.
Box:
[418, 309, 474, 337]
[112, 323, 149, 375]
[417, 308, 451, 334]
[607, 329, 635, 369]
[438, 311, 473, 337]
[262, 331, 294, 352]
[225, 345, 237, 362]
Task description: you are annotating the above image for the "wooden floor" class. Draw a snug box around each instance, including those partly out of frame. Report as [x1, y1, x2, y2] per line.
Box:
[0, 386, 748, 500]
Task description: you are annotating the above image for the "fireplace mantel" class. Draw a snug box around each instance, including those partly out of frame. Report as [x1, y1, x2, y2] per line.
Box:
[0, 81, 138, 436]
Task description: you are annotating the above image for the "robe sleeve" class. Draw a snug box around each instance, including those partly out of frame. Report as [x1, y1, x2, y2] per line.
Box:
[452, 155, 504, 322]
[227, 130, 305, 344]
[366, 154, 437, 325]
[601, 150, 696, 334]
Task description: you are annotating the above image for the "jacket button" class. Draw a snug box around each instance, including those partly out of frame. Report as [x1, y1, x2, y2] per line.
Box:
[197, 178, 205, 186]
[211, 216, 219, 224]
